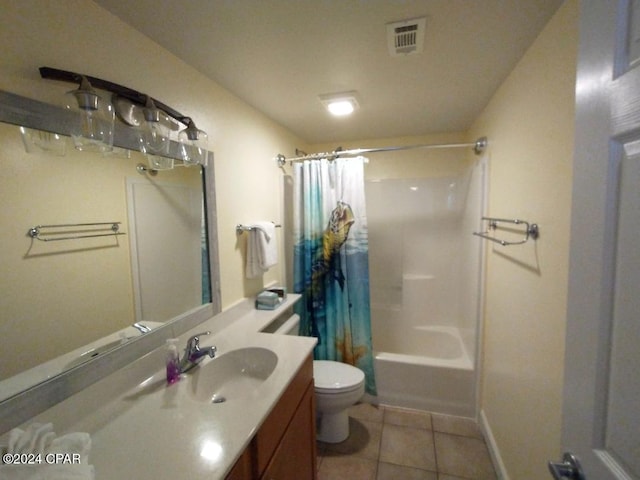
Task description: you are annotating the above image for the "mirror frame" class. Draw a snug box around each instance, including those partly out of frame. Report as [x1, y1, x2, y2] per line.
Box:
[0, 90, 221, 433]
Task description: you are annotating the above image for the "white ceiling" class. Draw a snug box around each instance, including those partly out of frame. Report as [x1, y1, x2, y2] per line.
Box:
[94, 0, 563, 144]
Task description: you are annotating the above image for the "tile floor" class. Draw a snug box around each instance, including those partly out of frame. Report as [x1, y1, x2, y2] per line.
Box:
[316, 403, 497, 480]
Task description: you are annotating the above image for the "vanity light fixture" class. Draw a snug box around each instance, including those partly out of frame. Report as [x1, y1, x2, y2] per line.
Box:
[39, 67, 208, 167]
[178, 118, 208, 167]
[141, 96, 172, 155]
[146, 155, 174, 171]
[319, 92, 359, 117]
[64, 75, 115, 153]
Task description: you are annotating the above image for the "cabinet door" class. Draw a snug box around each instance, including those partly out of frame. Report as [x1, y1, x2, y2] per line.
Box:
[261, 382, 317, 480]
[225, 448, 252, 480]
[253, 355, 313, 475]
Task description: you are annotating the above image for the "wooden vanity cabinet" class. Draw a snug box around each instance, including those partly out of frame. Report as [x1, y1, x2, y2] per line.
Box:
[225, 449, 252, 480]
[225, 353, 317, 480]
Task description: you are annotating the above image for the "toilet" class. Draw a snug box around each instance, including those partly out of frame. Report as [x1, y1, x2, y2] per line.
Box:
[275, 313, 366, 443]
[313, 359, 365, 443]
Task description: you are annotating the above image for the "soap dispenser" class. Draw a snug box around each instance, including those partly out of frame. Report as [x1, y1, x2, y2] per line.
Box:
[165, 338, 181, 384]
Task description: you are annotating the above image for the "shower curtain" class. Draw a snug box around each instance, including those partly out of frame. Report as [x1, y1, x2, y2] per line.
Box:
[292, 157, 376, 395]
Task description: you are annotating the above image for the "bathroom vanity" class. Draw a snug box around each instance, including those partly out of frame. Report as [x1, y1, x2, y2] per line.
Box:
[226, 353, 316, 479]
[0, 295, 318, 479]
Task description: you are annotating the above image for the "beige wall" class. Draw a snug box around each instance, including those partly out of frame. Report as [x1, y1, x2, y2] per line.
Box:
[0, 0, 304, 311]
[468, 1, 578, 478]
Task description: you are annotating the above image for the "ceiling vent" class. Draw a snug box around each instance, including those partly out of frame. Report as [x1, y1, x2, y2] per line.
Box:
[386, 17, 426, 56]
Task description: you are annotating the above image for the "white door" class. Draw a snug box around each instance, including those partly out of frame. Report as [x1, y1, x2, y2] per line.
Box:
[127, 178, 204, 323]
[554, 1, 640, 479]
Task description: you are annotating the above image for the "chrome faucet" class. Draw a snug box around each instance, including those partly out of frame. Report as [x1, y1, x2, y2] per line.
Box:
[132, 322, 151, 334]
[179, 331, 216, 373]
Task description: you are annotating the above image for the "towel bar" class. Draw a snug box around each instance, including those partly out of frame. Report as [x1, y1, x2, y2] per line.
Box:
[473, 217, 539, 246]
[236, 223, 281, 235]
[28, 222, 126, 242]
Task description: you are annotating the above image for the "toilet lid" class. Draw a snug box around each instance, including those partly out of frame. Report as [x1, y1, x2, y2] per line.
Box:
[313, 360, 365, 393]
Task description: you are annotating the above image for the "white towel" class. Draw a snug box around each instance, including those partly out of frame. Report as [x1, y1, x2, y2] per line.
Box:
[1, 423, 94, 479]
[245, 221, 278, 279]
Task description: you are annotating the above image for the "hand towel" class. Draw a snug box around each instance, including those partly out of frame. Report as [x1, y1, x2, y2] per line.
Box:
[8, 423, 55, 456]
[245, 221, 278, 278]
[1, 423, 95, 479]
[255, 221, 278, 270]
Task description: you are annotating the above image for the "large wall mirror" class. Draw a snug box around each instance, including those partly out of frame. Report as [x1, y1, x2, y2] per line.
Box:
[0, 90, 220, 415]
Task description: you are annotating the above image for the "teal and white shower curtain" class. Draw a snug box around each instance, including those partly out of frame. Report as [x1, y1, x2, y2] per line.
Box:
[292, 157, 376, 395]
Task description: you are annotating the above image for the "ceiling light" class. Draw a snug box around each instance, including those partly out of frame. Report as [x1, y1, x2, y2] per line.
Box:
[319, 92, 359, 117]
[327, 100, 354, 116]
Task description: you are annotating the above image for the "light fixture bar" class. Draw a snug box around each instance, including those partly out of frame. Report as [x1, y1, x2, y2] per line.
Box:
[39, 66, 193, 129]
[0, 89, 211, 166]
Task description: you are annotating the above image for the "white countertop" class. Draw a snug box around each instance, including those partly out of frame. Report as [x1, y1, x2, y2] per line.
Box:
[3, 295, 316, 479]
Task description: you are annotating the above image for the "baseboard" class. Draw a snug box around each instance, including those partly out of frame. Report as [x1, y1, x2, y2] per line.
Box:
[479, 409, 510, 480]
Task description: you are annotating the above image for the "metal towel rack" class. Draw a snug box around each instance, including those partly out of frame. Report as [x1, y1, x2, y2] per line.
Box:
[28, 222, 126, 242]
[236, 223, 281, 235]
[473, 217, 539, 246]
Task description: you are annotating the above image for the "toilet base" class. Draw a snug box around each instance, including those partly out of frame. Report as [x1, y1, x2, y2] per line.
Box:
[316, 410, 349, 443]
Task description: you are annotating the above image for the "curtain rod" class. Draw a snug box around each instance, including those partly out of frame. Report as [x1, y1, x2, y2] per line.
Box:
[274, 136, 487, 166]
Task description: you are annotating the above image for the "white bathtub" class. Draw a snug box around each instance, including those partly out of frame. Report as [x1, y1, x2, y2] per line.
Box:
[365, 325, 476, 417]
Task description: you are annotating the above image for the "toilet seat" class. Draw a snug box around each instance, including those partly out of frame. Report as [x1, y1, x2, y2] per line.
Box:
[313, 360, 365, 395]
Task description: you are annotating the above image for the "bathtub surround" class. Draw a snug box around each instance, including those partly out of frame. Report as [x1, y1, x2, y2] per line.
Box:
[364, 159, 485, 417]
[293, 157, 377, 395]
[371, 330, 475, 417]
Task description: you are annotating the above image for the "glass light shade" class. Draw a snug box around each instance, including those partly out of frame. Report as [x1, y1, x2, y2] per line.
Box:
[141, 99, 171, 155]
[147, 154, 174, 170]
[64, 77, 114, 153]
[20, 126, 67, 156]
[102, 146, 131, 159]
[178, 123, 208, 166]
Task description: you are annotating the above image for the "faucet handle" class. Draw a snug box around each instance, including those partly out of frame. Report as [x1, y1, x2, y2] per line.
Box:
[185, 331, 211, 351]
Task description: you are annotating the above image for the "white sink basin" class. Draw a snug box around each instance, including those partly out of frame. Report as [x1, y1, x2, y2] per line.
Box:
[189, 347, 278, 403]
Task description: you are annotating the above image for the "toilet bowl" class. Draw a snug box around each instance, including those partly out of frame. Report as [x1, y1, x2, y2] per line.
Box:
[313, 360, 365, 443]
[275, 313, 366, 443]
